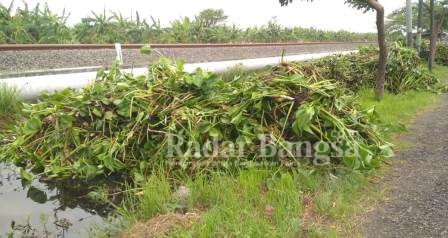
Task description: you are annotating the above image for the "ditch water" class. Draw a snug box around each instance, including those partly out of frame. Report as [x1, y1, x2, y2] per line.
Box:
[0, 163, 106, 237]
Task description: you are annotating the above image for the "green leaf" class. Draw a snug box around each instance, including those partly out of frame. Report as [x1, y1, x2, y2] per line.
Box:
[113, 99, 123, 106]
[192, 76, 204, 88]
[133, 172, 145, 183]
[208, 127, 221, 138]
[92, 108, 103, 117]
[176, 59, 185, 71]
[23, 117, 42, 134]
[117, 82, 130, 90]
[59, 114, 73, 129]
[294, 105, 315, 134]
[104, 111, 114, 120]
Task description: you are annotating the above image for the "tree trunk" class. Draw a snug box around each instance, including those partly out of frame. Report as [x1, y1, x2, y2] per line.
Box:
[429, 0, 436, 71]
[406, 0, 413, 48]
[429, 2, 446, 71]
[368, 0, 387, 100]
[429, 23, 443, 71]
[417, 0, 423, 54]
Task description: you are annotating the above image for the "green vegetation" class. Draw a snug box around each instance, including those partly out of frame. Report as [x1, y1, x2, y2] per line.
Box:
[0, 2, 375, 44]
[1, 43, 446, 237]
[3, 56, 390, 179]
[279, 0, 389, 101]
[105, 65, 448, 238]
[386, 1, 448, 68]
[386, 1, 448, 37]
[358, 64, 448, 141]
[311, 44, 437, 93]
[1, 1, 448, 236]
[0, 83, 22, 129]
[109, 168, 369, 238]
[358, 90, 439, 140]
[0, 1, 71, 44]
[421, 42, 448, 66]
[432, 64, 448, 84]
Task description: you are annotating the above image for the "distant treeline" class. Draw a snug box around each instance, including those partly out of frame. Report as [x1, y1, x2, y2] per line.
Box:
[0, 2, 376, 44]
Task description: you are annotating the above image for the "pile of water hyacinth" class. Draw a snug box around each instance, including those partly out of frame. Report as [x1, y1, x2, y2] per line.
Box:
[1, 57, 398, 180]
[276, 44, 438, 93]
[8, 43, 441, 180]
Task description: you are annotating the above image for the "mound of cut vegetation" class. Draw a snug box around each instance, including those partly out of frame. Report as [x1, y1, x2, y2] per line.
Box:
[2, 59, 390, 179]
[276, 44, 438, 93]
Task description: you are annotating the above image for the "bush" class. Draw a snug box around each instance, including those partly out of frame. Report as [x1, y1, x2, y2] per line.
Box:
[420, 41, 448, 66]
[435, 43, 448, 65]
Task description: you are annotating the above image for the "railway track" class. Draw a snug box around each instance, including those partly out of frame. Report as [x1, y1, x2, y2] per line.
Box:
[0, 41, 373, 51]
[0, 41, 373, 76]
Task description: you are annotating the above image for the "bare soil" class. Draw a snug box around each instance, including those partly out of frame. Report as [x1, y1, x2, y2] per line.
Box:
[118, 213, 199, 238]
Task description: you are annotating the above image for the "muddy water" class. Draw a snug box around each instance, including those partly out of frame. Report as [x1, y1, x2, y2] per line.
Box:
[0, 164, 105, 237]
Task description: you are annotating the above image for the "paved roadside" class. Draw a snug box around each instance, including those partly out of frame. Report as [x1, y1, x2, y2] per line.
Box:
[363, 95, 448, 238]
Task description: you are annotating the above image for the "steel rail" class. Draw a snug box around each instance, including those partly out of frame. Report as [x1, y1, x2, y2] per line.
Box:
[0, 41, 374, 51]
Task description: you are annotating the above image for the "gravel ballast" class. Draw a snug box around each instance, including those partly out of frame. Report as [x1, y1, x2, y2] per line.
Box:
[0, 43, 370, 75]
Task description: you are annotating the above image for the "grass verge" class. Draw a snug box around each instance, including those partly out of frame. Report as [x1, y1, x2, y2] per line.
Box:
[101, 167, 369, 238]
[358, 89, 439, 143]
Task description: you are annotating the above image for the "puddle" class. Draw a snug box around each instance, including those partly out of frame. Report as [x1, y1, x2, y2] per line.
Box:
[0, 163, 106, 237]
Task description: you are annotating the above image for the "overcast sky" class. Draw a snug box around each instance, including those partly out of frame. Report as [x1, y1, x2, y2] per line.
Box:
[1, 0, 407, 33]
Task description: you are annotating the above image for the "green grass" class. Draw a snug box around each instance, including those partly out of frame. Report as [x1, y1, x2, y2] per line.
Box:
[358, 90, 438, 124]
[112, 168, 369, 238]
[432, 65, 448, 86]
[98, 66, 448, 237]
[358, 89, 439, 141]
[356, 64, 448, 141]
[0, 83, 22, 130]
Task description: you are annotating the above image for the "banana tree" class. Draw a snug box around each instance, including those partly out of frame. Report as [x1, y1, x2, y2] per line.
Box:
[0, 1, 70, 43]
[169, 17, 194, 43]
[0, 1, 13, 43]
[73, 9, 115, 43]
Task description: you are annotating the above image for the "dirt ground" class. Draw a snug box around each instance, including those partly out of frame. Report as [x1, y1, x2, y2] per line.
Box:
[118, 213, 199, 238]
[362, 95, 448, 238]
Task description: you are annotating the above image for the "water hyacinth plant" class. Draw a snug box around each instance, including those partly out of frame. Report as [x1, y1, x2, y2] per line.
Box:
[301, 44, 438, 93]
[2, 58, 391, 180]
